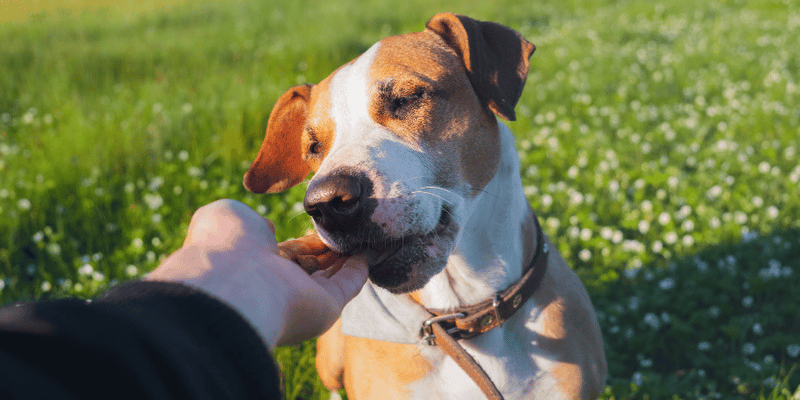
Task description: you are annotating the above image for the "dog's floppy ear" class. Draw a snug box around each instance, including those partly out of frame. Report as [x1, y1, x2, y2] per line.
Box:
[426, 13, 535, 121]
[244, 84, 314, 194]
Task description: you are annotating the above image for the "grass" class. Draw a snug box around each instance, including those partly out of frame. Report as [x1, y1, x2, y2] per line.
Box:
[1, 0, 799, 398]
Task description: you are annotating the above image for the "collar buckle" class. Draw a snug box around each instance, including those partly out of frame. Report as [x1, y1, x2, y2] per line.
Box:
[421, 312, 466, 346]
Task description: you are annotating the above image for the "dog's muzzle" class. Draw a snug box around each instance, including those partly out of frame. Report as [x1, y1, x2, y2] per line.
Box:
[303, 169, 456, 292]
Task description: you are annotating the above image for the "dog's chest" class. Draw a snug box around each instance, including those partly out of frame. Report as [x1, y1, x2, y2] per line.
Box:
[403, 302, 569, 400]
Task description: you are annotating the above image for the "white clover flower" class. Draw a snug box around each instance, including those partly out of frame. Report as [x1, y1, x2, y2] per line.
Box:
[743, 343, 756, 355]
[541, 194, 553, 208]
[256, 204, 268, 215]
[32, 231, 44, 243]
[578, 249, 591, 261]
[173, 186, 183, 195]
[644, 313, 660, 329]
[706, 185, 722, 199]
[580, 228, 592, 241]
[658, 212, 671, 226]
[91, 271, 105, 281]
[698, 341, 711, 351]
[178, 150, 190, 161]
[624, 265, 641, 279]
[78, 264, 94, 275]
[41, 281, 51, 292]
[708, 306, 720, 318]
[742, 296, 754, 308]
[682, 235, 695, 247]
[651, 241, 663, 253]
[664, 232, 678, 245]
[742, 231, 759, 242]
[628, 296, 640, 311]
[152, 213, 162, 224]
[567, 166, 579, 179]
[677, 205, 692, 220]
[144, 193, 164, 210]
[752, 196, 764, 207]
[148, 177, 164, 191]
[46, 243, 61, 256]
[752, 323, 763, 335]
[600, 227, 614, 240]
[788, 344, 800, 358]
[632, 372, 643, 386]
[638, 220, 650, 233]
[624, 328, 634, 339]
[760, 260, 782, 279]
[182, 103, 193, 114]
[132, 238, 144, 249]
[17, 198, 31, 211]
[659, 278, 675, 290]
[766, 206, 779, 219]
[188, 166, 203, 177]
[612, 230, 624, 244]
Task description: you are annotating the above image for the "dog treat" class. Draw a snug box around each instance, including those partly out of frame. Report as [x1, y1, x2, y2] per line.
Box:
[277, 232, 341, 275]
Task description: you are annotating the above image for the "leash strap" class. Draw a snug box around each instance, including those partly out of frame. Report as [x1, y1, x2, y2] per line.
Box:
[430, 321, 505, 400]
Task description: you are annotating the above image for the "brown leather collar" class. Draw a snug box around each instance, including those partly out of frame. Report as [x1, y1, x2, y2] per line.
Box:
[415, 213, 549, 400]
[420, 212, 549, 342]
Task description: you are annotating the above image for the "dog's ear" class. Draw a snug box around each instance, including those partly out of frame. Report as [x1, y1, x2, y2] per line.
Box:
[244, 84, 314, 194]
[426, 13, 535, 121]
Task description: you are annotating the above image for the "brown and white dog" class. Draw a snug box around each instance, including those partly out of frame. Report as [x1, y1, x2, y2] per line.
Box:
[244, 13, 606, 400]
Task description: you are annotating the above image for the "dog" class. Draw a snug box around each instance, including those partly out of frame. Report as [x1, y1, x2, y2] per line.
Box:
[244, 12, 606, 400]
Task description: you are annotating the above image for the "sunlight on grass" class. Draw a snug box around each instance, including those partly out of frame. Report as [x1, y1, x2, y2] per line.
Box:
[0, 0, 193, 23]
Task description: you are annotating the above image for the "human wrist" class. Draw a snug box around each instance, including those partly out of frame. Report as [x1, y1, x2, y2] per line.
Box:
[146, 246, 290, 350]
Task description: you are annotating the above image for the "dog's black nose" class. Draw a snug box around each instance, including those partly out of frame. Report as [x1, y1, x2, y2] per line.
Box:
[304, 171, 372, 233]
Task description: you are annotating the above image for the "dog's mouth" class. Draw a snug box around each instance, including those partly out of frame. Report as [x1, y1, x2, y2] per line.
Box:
[355, 208, 455, 291]
[363, 210, 451, 263]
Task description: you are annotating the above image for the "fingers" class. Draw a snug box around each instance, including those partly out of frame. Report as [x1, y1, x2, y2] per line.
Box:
[311, 255, 369, 308]
[278, 233, 329, 257]
[183, 199, 278, 251]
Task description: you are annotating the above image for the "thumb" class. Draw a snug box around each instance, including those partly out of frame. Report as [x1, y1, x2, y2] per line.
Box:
[311, 255, 369, 310]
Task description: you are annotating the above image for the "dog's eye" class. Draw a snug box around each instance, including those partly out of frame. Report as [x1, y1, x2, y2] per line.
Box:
[389, 88, 428, 116]
[308, 141, 322, 155]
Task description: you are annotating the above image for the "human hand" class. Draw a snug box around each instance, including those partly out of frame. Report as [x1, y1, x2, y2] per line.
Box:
[145, 199, 368, 349]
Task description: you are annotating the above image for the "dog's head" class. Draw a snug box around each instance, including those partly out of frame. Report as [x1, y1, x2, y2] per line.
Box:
[244, 13, 534, 293]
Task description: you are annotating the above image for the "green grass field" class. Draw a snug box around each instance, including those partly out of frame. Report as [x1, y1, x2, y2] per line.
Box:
[2, 0, 799, 398]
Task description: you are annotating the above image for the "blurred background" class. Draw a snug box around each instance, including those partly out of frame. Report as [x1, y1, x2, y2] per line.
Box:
[1, 0, 799, 398]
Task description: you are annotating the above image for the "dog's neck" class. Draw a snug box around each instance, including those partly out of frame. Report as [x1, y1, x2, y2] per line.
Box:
[412, 122, 537, 311]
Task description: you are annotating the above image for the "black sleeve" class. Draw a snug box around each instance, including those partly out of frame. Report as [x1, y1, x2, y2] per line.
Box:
[0, 281, 282, 400]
